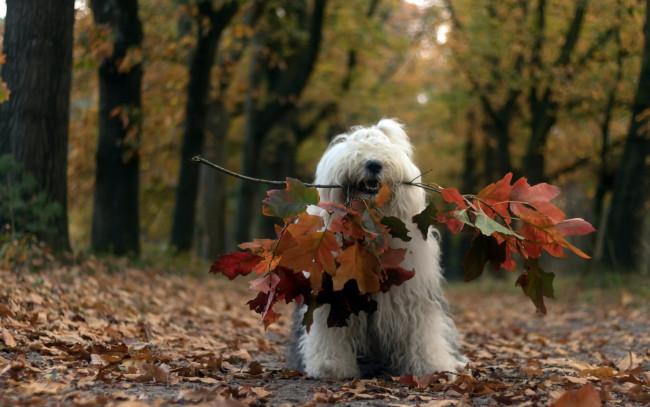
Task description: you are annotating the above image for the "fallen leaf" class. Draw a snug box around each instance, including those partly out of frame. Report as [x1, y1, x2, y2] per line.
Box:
[550, 383, 601, 407]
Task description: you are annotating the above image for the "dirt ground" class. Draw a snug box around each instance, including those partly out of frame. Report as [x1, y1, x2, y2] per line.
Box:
[0, 262, 648, 406]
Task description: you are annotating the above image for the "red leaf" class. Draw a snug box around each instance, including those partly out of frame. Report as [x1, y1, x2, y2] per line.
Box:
[477, 173, 513, 202]
[209, 252, 262, 280]
[555, 218, 596, 236]
[318, 201, 349, 218]
[275, 267, 312, 305]
[437, 211, 465, 233]
[510, 177, 561, 203]
[379, 247, 414, 292]
[440, 187, 466, 207]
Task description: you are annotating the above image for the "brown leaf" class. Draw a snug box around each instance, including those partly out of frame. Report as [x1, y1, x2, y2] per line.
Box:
[550, 383, 601, 407]
[332, 241, 381, 294]
[1, 327, 17, 348]
[247, 361, 263, 375]
[0, 303, 15, 317]
[154, 363, 170, 383]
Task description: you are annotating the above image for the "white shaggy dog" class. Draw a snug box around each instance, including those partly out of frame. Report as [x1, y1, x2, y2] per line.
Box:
[286, 119, 468, 379]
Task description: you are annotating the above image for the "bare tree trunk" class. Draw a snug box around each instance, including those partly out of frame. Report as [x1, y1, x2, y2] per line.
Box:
[90, 0, 143, 255]
[603, 0, 650, 272]
[0, 0, 74, 252]
[170, 1, 239, 252]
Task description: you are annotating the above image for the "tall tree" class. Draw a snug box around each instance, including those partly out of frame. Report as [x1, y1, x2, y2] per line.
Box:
[195, 1, 264, 258]
[89, 0, 143, 255]
[603, 0, 650, 272]
[235, 0, 327, 243]
[171, 0, 239, 251]
[0, 0, 75, 252]
[170, 0, 239, 252]
[444, 0, 617, 184]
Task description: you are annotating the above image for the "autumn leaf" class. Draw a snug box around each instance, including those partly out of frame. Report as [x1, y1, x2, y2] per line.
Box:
[474, 212, 523, 239]
[332, 241, 381, 294]
[550, 383, 601, 407]
[374, 184, 391, 207]
[380, 216, 411, 241]
[379, 247, 414, 292]
[279, 227, 338, 292]
[516, 258, 555, 314]
[440, 187, 467, 207]
[411, 201, 439, 239]
[462, 234, 507, 282]
[262, 178, 319, 220]
[209, 252, 262, 280]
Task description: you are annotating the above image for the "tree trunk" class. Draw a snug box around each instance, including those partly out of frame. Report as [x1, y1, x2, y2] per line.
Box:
[603, 0, 650, 272]
[235, 0, 327, 243]
[89, 0, 143, 255]
[196, 101, 230, 258]
[170, 0, 239, 252]
[0, 0, 74, 252]
[235, 33, 265, 244]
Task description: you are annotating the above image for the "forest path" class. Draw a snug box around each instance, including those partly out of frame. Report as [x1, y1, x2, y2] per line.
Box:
[0, 264, 648, 406]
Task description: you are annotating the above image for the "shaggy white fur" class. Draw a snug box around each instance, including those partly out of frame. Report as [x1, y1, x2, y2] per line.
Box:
[286, 119, 468, 379]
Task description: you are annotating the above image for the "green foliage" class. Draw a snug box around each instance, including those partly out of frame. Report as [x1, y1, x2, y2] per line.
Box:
[0, 155, 63, 238]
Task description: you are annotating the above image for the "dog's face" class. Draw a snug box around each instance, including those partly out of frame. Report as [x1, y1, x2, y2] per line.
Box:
[314, 119, 425, 216]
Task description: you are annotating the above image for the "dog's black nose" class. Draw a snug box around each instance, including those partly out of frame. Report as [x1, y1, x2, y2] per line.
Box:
[365, 159, 383, 175]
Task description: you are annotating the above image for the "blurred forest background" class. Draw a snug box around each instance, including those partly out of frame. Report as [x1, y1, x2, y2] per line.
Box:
[0, 0, 649, 277]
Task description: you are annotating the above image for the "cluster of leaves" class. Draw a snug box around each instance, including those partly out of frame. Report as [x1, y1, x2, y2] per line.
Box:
[423, 173, 596, 313]
[211, 173, 595, 328]
[211, 178, 415, 330]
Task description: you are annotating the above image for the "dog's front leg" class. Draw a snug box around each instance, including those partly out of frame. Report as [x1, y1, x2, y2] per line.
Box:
[299, 305, 363, 379]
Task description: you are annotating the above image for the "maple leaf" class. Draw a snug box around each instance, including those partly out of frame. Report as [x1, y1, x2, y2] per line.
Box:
[516, 258, 555, 314]
[247, 273, 281, 328]
[411, 202, 439, 239]
[379, 247, 414, 292]
[209, 252, 262, 280]
[380, 216, 412, 242]
[332, 241, 382, 294]
[279, 215, 338, 291]
[274, 267, 312, 305]
[330, 210, 375, 241]
[262, 178, 319, 220]
[462, 233, 506, 282]
[440, 187, 467, 208]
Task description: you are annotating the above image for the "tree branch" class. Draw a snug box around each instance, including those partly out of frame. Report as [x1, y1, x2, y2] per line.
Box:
[192, 155, 342, 188]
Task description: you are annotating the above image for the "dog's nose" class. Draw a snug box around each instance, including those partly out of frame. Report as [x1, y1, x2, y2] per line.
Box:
[365, 160, 383, 175]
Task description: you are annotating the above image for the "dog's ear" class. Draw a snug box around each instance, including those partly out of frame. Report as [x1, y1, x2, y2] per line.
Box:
[376, 119, 414, 157]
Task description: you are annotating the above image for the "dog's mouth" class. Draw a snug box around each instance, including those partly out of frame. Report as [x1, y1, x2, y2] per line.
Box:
[355, 177, 382, 196]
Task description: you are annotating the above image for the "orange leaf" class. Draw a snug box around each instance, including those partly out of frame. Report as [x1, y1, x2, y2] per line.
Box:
[374, 184, 391, 207]
[550, 383, 601, 407]
[332, 242, 381, 294]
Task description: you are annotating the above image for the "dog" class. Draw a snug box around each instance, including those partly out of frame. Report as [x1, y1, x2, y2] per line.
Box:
[286, 119, 468, 379]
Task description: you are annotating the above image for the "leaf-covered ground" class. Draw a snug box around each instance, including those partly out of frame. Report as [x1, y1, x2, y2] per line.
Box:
[1, 262, 648, 406]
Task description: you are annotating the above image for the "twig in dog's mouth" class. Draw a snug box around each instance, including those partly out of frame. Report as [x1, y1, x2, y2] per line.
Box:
[356, 178, 382, 195]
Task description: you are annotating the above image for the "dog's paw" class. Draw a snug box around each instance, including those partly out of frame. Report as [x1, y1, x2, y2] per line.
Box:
[305, 359, 360, 379]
